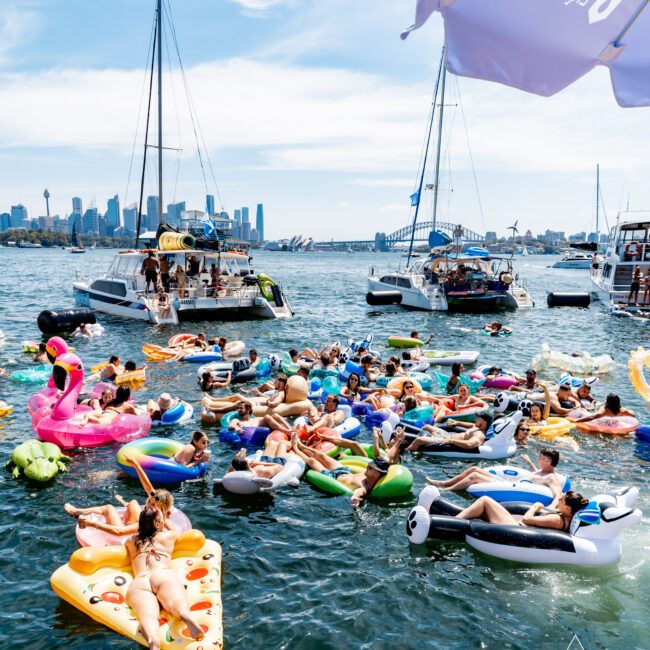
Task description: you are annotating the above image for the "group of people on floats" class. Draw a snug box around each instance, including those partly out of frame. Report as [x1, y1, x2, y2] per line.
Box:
[51, 329, 639, 650]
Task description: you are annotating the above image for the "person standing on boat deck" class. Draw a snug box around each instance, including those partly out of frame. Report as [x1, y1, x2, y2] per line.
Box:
[174, 264, 186, 297]
[628, 266, 642, 305]
[159, 255, 170, 291]
[453, 224, 464, 255]
[187, 254, 200, 277]
[643, 268, 650, 305]
[141, 252, 159, 293]
[591, 251, 601, 271]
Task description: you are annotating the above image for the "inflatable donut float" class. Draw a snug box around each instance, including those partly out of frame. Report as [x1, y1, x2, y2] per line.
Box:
[628, 347, 650, 402]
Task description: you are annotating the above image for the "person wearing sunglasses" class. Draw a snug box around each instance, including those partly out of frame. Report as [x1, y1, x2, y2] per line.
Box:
[341, 372, 386, 410]
[173, 430, 211, 467]
[64, 454, 177, 536]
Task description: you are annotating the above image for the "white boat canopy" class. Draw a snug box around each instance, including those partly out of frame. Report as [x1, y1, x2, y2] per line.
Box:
[401, 0, 650, 107]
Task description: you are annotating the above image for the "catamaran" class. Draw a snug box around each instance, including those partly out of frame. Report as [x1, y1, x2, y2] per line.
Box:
[367, 49, 533, 312]
[73, 1, 291, 324]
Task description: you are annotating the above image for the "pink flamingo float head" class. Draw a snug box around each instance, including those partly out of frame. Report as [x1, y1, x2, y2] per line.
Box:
[52, 352, 84, 421]
[45, 337, 70, 389]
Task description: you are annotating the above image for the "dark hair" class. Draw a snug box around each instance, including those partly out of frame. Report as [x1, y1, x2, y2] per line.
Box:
[347, 372, 361, 389]
[192, 430, 208, 443]
[110, 355, 119, 363]
[107, 386, 130, 408]
[476, 410, 493, 427]
[564, 491, 589, 515]
[540, 448, 560, 467]
[289, 349, 298, 358]
[124, 360, 136, 371]
[451, 362, 462, 376]
[361, 354, 373, 365]
[605, 393, 621, 414]
[218, 337, 227, 346]
[136, 507, 161, 549]
[297, 366, 309, 377]
[410, 331, 418, 338]
[237, 401, 252, 414]
[385, 362, 396, 377]
[320, 355, 330, 366]
[487, 366, 501, 375]
[148, 251, 154, 257]
[402, 351, 411, 361]
[403, 395, 418, 412]
[249, 348, 257, 356]
[276, 374, 288, 385]
[39, 343, 47, 352]
[326, 394, 340, 406]
[231, 456, 250, 471]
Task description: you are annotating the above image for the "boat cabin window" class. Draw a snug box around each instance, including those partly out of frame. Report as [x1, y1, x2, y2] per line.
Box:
[380, 276, 397, 285]
[396, 277, 412, 289]
[91, 279, 127, 297]
[619, 228, 647, 244]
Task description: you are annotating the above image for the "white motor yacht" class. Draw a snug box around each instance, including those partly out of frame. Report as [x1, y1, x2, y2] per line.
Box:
[73, 248, 292, 324]
[592, 217, 650, 307]
[552, 250, 592, 269]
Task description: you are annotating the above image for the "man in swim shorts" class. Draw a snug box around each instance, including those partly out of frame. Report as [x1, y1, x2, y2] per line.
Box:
[406, 411, 493, 453]
[141, 251, 160, 293]
[300, 394, 345, 434]
[226, 439, 292, 479]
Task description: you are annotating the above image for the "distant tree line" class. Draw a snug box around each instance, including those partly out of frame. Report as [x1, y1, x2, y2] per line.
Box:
[0, 229, 134, 248]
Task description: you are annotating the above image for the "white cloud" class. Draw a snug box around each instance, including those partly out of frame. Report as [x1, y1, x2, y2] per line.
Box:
[227, 0, 295, 15]
[0, 7, 41, 63]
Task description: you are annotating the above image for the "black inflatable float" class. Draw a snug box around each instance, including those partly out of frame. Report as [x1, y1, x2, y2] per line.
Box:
[547, 292, 591, 308]
[37, 308, 96, 334]
[366, 290, 403, 306]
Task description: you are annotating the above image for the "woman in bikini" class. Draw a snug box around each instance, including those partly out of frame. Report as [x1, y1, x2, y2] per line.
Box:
[340, 372, 386, 411]
[433, 383, 483, 423]
[454, 490, 588, 531]
[126, 507, 204, 649]
[173, 431, 211, 467]
[78, 386, 137, 425]
[64, 455, 176, 536]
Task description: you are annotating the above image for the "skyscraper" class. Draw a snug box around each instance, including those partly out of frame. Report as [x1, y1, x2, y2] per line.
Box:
[250, 228, 258, 242]
[166, 201, 186, 227]
[72, 197, 83, 215]
[0, 213, 10, 231]
[82, 207, 99, 235]
[233, 209, 241, 239]
[242, 206, 249, 223]
[146, 196, 160, 231]
[106, 195, 120, 232]
[68, 212, 82, 234]
[205, 194, 215, 216]
[242, 220, 251, 241]
[123, 204, 138, 234]
[256, 203, 264, 242]
[10, 204, 28, 228]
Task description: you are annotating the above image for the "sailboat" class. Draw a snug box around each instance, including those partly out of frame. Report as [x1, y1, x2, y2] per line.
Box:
[69, 223, 86, 254]
[367, 49, 533, 312]
[72, 0, 292, 323]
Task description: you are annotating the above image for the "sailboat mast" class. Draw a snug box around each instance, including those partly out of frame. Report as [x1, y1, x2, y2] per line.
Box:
[157, 0, 163, 226]
[595, 163, 600, 239]
[406, 48, 444, 266]
[431, 62, 447, 232]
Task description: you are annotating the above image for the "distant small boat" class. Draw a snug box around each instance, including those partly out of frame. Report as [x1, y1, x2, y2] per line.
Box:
[90, 242, 97, 250]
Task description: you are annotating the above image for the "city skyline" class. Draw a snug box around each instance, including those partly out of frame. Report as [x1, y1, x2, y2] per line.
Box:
[0, 2, 649, 240]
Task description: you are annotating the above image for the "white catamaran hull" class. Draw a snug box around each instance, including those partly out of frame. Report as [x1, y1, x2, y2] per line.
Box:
[368, 276, 448, 311]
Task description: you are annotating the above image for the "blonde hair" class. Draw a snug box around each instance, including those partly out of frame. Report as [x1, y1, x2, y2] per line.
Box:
[151, 489, 174, 517]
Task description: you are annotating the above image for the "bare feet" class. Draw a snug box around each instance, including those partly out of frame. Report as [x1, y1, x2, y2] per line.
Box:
[64, 503, 81, 517]
[114, 494, 128, 507]
[351, 495, 362, 508]
[185, 619, 205, 641]
[425, 477, 446, 486]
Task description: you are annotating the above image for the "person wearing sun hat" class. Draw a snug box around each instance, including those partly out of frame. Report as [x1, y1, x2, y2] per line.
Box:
[146, 392, 178, 421]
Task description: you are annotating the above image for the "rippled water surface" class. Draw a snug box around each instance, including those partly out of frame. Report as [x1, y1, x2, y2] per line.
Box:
[0, 248, 648, 649]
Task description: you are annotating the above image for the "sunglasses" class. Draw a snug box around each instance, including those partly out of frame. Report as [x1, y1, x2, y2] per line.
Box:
[149, 491, 161, 502]
[519, 428, 530, 433]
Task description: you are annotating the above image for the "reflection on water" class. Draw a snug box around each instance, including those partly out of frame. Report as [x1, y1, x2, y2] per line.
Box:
[0, 248, 647, 649]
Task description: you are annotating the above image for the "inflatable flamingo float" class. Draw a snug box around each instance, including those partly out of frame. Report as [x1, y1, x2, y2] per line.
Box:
[36, 352, 151, 449]
[28, 337, 113, 426]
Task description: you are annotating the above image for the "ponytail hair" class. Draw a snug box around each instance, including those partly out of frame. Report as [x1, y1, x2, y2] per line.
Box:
[136, 507, 161, 549]
[564, 491, 589, 515]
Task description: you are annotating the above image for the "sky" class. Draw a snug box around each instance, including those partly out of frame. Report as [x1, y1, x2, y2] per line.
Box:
[0, 0, 649, 240]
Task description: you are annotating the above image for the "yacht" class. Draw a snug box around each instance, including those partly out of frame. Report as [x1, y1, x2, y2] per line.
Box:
[592, 217, 649, 307]
[368, 252, 533, 311]
[552, 249, 592, 269]
[74, 246, 292, 324]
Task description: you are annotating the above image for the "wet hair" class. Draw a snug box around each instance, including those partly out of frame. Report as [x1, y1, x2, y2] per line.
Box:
[540, 448, 560, 467]
[192, 430, 208, 443]
[289, 348, 298, 358]
[38, 343, 47, 352]
[124, 360, 136, 371]
[325, 394, 340, 407]
[402, 351, 412, 361]
[109, 355, 119, 364]
[384, 362, 397, 377]
[451, 362, 462, 376]
[605, 393, 621, 414]
[136, 507, 161, 549]
[410, 331, 418, 338]
[231, 456, 250, 471]
[403, 395, 418, 412]
[564, 491, 589, 515]
[107, 386, 130, 408]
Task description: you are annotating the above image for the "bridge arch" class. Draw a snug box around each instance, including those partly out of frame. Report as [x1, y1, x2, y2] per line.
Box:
[383, 221, 484, 249]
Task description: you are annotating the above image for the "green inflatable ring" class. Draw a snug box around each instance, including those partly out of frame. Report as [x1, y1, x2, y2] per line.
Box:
[257, 273, 276, 301]
[280, 352, 299, 377]
[305, 457, 412, 498]
[309, 367, 339, 380]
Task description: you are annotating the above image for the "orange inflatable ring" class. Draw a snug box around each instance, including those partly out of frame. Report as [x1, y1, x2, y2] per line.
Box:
[387, 377, 422, 394]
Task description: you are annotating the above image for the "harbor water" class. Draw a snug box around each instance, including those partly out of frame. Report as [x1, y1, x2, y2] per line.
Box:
[0, 248, 648, 649]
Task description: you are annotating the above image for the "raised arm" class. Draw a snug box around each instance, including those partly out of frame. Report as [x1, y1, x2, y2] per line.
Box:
[123, 454, 155, 496]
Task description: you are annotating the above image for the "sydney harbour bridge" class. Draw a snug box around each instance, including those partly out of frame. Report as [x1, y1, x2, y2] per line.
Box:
[315, 220, 485, 251]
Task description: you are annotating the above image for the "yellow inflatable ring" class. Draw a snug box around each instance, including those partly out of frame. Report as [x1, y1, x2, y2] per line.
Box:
[115, 366, 146, 385]
[628, 347, 650, 402]
[529, 417, 573, 439]
[257, 273, 276, 301]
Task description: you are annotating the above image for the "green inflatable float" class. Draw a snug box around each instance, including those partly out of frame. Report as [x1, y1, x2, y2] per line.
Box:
[6, 439, 71, 482]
